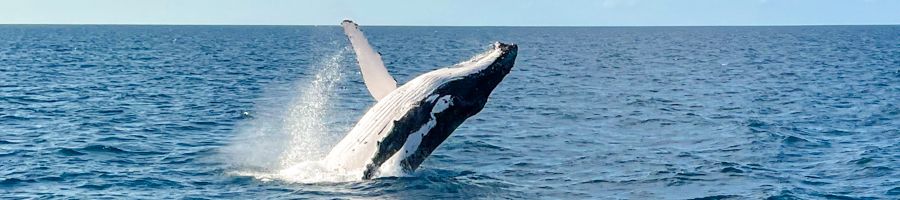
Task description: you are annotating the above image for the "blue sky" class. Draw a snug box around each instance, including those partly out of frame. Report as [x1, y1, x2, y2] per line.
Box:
[2, 0, 898, 26]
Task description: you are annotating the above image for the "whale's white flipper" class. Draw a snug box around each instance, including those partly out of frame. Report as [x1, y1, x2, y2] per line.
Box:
[341, 20, 397, 101]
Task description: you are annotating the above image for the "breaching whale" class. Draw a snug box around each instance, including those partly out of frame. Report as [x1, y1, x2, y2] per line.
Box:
[324, 20, 518, 179]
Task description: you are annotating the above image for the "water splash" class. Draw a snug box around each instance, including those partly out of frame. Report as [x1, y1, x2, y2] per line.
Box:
[222, 47, 359, 183]
[279, 48, 346, 167]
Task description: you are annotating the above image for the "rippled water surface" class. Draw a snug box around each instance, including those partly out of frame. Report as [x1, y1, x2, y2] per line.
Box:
[1, 25, 899, 199]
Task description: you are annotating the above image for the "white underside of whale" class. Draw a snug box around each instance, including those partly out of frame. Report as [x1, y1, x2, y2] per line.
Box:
[377, 94, 453, 176]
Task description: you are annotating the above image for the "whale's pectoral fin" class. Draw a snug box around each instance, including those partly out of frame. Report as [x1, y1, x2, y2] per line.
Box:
[342, 20, 398, 101]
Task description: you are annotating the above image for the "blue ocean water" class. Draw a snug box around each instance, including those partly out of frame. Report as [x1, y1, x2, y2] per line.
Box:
[1, 25, 898, 199]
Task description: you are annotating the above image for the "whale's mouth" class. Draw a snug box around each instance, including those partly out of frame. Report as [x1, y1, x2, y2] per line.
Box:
[495, 42, 517, 53]
[449, 42, 518, 79]
[462, 42, 516, 65]
[493, 42, 518, 70]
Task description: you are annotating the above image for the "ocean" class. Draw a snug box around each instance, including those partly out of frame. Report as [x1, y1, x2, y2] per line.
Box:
[1, 25, 898, 199]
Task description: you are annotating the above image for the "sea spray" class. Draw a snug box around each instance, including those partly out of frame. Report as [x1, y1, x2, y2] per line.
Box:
[279, 48, 347, 167]
[222, 47, 358, 182]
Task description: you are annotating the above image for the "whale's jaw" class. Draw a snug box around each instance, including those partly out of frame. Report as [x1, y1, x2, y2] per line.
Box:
[323, 42, 518, 179]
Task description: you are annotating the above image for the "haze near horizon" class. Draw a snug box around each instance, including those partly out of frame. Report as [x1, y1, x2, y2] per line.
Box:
[1, 0, 899, 26]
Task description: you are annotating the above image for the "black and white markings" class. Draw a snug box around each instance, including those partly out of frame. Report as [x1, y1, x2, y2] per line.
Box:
[323, 29, 518, 179]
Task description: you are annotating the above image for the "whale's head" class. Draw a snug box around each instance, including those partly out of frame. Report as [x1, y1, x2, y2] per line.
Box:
[433, 42, 518, 115]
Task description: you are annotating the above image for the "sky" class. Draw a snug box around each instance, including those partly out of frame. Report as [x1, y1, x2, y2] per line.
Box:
[1, 0, 899, 26]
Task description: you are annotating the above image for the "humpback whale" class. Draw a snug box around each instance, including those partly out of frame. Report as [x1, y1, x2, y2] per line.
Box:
[324, 20, 517, 179]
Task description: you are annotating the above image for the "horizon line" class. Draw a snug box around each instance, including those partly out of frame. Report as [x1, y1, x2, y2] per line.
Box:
[1, 23, 898, 28]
